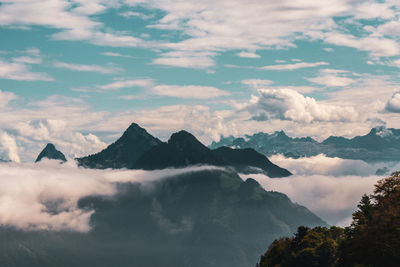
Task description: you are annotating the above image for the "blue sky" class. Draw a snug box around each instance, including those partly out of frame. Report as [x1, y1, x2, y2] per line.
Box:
[1, 0, 400, 161]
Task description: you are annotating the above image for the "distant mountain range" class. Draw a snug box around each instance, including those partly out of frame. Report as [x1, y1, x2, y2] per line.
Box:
[74, 123, 291, 178]
[210, 126, 400, 162]
[0, 169, 326, 267]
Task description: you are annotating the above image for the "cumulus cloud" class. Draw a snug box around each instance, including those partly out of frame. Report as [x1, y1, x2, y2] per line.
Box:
[0, 132, 20, 162]
[248, 89, 359, 123]
[0, 161, 220, 232]
[13, 119, 107, 159]
[241, 173, 381, 226]
[385, 91, 400, 113]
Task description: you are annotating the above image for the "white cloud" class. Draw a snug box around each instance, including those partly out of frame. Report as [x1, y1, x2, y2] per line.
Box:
[323, 47, 334, 52]
[324, 32, 400, 57]
[241, 172, 381, 226]
[12, 56, 42, 64]
[119, 11, 153, 20]
[0, 58, 53, 81]
[237, 51, 260, 58]
[243, 84, 321, 94]
[376, 18, 400, 37]
[353, 2, 396, 20]
[270, 154, 386, 177]
[308, 74, 355, 87]
[389, 58, 400, 68]
[0, 90, 17, 107]
[99, 79, 154, 90]
[101, 52, 133, 58]
[152, 85, 230, 99]
[385, 91, 400, 113]
[54, 61, 122, 74]
[261, 61, 329, 71]
[0, 132, 20, 163]
[241, 79, 274, 88]
[0, 0, 144, 48]
[0, 161, 220, 232]
[153, 51, 216, 69]
[13, 119, 107, 159]
[248, 88, 359, 123]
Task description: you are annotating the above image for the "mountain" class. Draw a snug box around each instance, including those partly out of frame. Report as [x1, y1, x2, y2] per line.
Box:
[77, 123, 162, 169]
[35, 143, 67, 162]
[134, 130, 226, 170]
[0, 169, 326, 267]
[210, 130, 320, 159]
[133, 130, 291, 177]
[212, 146, 292, 177]
[78, 124, 291, 178]
[211, 126, 400, 162]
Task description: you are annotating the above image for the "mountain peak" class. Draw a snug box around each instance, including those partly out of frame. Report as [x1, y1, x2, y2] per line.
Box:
[77, 122, 162, 169]
[121, 122, 150, 138]
[35, 143, 67, 163]
[134, 130, 225, 170]
[168, 130, 203, 148]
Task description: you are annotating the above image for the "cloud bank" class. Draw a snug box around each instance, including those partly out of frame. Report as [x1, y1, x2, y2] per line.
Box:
[0, 160, 220, 232]
[241, 173, 381, 227]
[269, 154, 390, 177]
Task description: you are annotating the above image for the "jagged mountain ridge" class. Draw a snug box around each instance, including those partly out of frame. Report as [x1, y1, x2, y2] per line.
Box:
[210, 126, 400, 162]
[35, 143, 67, 163]
[77, 123, 163, 169]
[211, 146, 292, 177]
[133, 130, 226, 169]
[0, 169, 326, 267]
[76, 124, 291, 177]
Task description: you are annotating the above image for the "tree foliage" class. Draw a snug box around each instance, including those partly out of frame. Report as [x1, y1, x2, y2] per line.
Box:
[257, 172, 400, 267]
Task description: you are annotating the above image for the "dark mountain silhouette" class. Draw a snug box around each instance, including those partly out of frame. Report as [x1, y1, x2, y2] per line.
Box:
[0, 169, 326, 267]
[35, 143, 67, 163]
[211, 126, 400, 162]
[134, 130, 291, 177]
[77, 123, 162, 169]
[78, 124, 291, 177]
[134, 130, 226, 170]
[212, 146, 292, 177]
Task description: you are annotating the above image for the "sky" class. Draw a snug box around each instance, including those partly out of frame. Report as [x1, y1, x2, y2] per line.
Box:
[1, 0, 400, 161]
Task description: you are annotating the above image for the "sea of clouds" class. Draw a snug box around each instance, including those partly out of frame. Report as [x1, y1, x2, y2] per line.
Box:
[0, 160, 220, 232]
[241, 154, 400, 226]
[0, 154, 397, 232]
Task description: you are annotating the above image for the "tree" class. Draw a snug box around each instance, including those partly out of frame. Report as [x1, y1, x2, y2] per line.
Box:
[258, 172, 400, 267]
[339, 172, 400, 267]
[258, 226, 344, 267]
